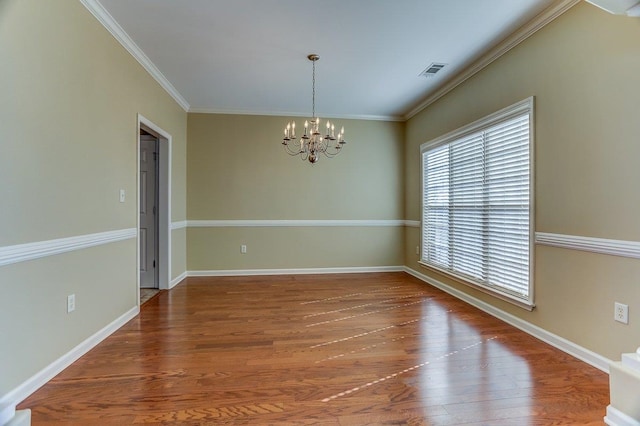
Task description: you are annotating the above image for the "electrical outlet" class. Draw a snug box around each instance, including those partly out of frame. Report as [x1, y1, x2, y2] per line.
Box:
[119, 189, 125, 203]
[241, 244, 247, 254]
[67, 294, 76, 313]
[415, 245, 420, 255]
[614, 302, 628, 324]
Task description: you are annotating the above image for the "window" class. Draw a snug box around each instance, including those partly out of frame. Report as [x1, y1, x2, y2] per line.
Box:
[420, 98, 534, 309]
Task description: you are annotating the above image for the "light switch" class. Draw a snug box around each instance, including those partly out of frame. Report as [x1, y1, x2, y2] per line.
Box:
[119, 189, 125, 203]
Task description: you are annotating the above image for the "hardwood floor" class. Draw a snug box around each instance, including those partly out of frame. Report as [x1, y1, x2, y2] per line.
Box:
[19, 273, 609, 425]
[140, 288, 161, 305]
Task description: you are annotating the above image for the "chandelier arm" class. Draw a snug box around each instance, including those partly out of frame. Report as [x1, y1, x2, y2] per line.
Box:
[322, 140, 345, 157]
[322, 148, 342, 158]
[282, 142, 302, 156]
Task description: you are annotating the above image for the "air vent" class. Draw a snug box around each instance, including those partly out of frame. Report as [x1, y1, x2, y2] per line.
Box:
[419, 62, 447, 78]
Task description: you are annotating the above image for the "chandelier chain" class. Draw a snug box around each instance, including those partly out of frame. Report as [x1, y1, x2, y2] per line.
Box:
[312, 59, 316, 119]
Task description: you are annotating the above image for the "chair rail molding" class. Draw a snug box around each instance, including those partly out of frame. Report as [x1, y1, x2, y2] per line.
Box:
[536, 232, 640, 259]
[186, 219, 412, 228]
[0, 228, 137, 267]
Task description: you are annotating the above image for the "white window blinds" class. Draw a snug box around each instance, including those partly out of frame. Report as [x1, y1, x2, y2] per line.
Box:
[420, 98, 533, 306]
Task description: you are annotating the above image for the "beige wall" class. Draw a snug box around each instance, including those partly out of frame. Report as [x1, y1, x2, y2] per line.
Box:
[188, 227, 403, 271]
[187, 113, 405, 270]
[0, 0, 187, 397]
[404, 2, 640, 360]
[3, 0, 638, 405]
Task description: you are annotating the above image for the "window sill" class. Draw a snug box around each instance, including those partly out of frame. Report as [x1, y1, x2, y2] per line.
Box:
[418, 261, 535, 311]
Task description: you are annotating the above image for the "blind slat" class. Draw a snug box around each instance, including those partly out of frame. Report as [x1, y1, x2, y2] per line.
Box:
[421, 108, 532, 302]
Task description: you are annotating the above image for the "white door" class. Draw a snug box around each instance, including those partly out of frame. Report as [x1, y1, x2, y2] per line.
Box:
[140, 135, 159, 288]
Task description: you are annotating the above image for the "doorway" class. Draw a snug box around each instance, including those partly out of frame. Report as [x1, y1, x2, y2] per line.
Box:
[139, 132, 159, 289]
[137, 115, 172, 305]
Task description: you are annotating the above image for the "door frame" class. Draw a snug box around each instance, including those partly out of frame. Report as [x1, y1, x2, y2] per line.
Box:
[137, 114, 171, 303]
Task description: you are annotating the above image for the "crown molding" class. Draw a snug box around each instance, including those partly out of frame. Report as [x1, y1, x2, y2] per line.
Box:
[188, 107, 404, 122]
[585, 0, 640, 15]
[79, 0, 190, 112]
[404, 0, 581, 120]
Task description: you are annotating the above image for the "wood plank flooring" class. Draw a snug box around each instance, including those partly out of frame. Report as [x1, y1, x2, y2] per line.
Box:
[19, 272, 609, 425]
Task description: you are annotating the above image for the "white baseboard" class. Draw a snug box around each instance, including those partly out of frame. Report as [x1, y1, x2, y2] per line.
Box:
[404, 266, 613, 373]
[0, 306, 139, 412]
[4, 409, 30, 426]
[188, 266, 404, 277]
[605, 405, 640, 426]
[169, 271, 187, 288]
[0, 402, 15, 426]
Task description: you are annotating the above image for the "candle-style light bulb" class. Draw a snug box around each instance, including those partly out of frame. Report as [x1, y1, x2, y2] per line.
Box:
[331, 124, 335, 138]
[304, 120, 308, 134]
[292, 121, 296, 137]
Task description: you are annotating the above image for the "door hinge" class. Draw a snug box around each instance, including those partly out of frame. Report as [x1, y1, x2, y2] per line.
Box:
[153, 260, 156, 268]
[153, 151, 158, 161]
[153, 205, 156, 215]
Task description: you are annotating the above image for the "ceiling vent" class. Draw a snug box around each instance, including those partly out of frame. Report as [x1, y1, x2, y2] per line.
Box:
[419, 63, 447, 78]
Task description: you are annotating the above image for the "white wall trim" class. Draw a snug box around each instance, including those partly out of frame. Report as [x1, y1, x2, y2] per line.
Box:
[404, 267, 612, 373]
[605, 405, 640, 426]
[188, 266, 404, 277]
[187, 219, 411, 228]
[0, 401, 15, 426]
[405, 0, 580, 119]
[0, 228, 136, 267]
[171, 221, 188, 230]
[188, 107, 403, 122]
[79, 0, 190, 112]
[170, 271, 188, 288]
[536, 232, 640, 259]
[3, 409, 30, 426]
[0, 306, 138, 413]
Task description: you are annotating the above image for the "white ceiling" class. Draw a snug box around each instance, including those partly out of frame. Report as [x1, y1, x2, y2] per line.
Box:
[95, 0, 559, 120]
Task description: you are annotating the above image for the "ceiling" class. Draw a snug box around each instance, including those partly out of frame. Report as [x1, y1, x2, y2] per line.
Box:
[95, 0, 561, 120]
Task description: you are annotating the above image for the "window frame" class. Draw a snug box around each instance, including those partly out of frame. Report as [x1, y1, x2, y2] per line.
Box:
[419, 97, 535, 310]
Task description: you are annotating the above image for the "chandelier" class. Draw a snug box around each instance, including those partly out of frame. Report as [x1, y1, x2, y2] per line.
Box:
[282, 54, 346, 163]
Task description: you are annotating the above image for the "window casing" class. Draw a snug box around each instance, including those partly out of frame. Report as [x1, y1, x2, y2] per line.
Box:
[420, 98, 534, 309]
